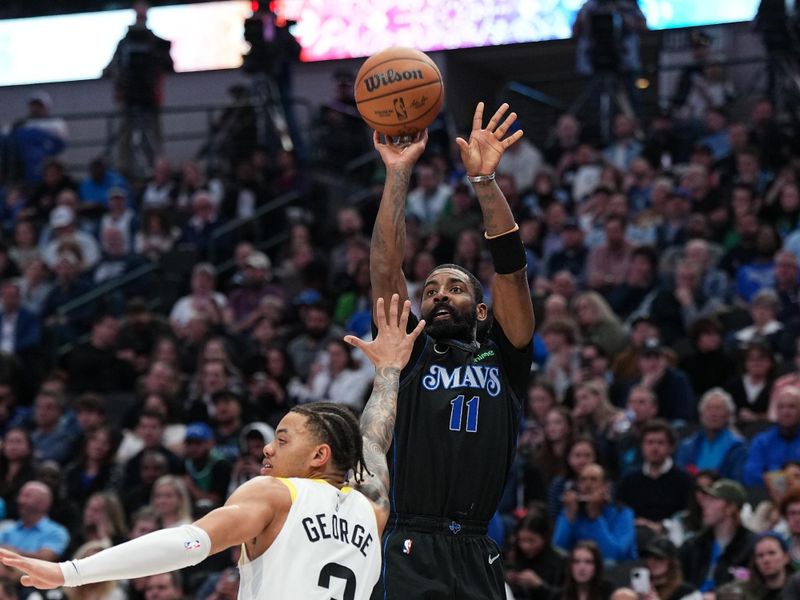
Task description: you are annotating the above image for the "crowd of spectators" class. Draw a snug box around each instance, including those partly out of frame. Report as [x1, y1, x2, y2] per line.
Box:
[2, 25, 800, 600]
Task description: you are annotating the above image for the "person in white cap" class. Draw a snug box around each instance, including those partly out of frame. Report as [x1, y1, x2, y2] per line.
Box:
[41, 206, 100, 271]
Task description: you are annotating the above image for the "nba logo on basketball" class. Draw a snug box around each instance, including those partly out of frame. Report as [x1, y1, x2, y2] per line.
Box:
[393, 97, 408, 121]
[402, 539, 413, 555]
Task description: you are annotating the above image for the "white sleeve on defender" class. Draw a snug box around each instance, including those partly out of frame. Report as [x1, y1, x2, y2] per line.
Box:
[58, 524, 212, 587]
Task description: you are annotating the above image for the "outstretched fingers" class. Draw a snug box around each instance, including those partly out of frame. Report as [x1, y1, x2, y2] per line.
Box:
[388, 294, 400, 329]
[343, 334, 366, 352]
[397, 297, 412, 333]
[373, 297, 388, 331]
[471, 102, 485, 132]
[494, 112, 517, 139]
[409, 317, 426, 343]
[502, 129, 524, 149]
[485, 102, 509, 133]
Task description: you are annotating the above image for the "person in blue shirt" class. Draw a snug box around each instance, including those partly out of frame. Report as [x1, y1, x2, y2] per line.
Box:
[676, 388, 748, 482]
[553, 463, 637, 563]
[744, 386, 800, 486]
[0, 481, 69, 560]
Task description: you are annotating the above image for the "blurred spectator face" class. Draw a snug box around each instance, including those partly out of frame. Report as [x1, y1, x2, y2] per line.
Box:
[303, 307, 330, 338]
[235, 242, 255, 270]
[627, 389, 657, 423]
[266, 348, 287, 378]
[701, 393, 731, 431]
[145, 361, 174, 395]
[573, 298, 595, 327]
[551, 272, 576, 300]
[567, 441, 596, 475]
[93, 316, 119, 348]
[613, 115, 635, 140]
[201, 362, 228, 395]
[756, 226, 779, 257]
[203, 339, 228, 363]
[675, 262, 700, 291]
[544, 294, 568, 321]
[752, 99, 774, 124]
[580, 346, 608, 379]
[777, 252, 800, 287]
[136, 415, 164, 448]
[456, 231, 481, 262]
[750, 299, 776, 327]
[631, 320, 658, 346]
[641, 430, 672, 466]
[86, 429, 112, 463]
[570, 547, 596, 584]
[83, 494, 106, 527]
[152, 482, 181, 516]
[13, 220, 36, 249]
[626, 254, 654, 287]
[704, 109, 726, 132]
[131, 515, 160, 538]
[701, 493, 732, 527]
[577, 464, 605, 497]
[696, 328, 722, 352]
[252, 318, 276, 346]
[753, 537, 789, 580]
[575, 144, 596, 166]
[1, 283, 20, 314]
[745, 347, 773, 382]
[416, 165, 438, 194]
[77, 406, 105, 433]
[544, 408, 569, 442]
[139, 452, 168, 485]
[337, 208, 362, 237]
[574, 386, 601, 418]
[56, 189, 79, 210]
[17, 482, 51, 519]
[145, 574, 182, 600]
[528, 386, 555, 421]
[191, 270, 215, 295]
[556, 115, 580, 145]
[34, 395, 61, 429]
[541, 329, 569, 353]
[213, 395, 241, 424]
[545, 203, 567, 230]
[729, 123, 748, 150]
[326, 341, 349, 373]
[638, 350, 666, 377]
[185, 438, 212, 461]
[776, 390, 800, 429]
[3, 429, 29, 462]
[607, 194, 629, 217]
[785, 500, 800, 536]
[604, 219, 625, 247]
[55, 255, 79, 281]
[516, 528, 545, 559]
[561, 226, 583, 250]
[192, 193, 216, 222]
[736, 152, 759, 179]
[780, 184, 800, 213]
[685, 240, 710, 269]
[153, 158, 172, 183]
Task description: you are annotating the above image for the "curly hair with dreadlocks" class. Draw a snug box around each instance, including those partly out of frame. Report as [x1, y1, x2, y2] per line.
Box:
[290, 402, 371, 483]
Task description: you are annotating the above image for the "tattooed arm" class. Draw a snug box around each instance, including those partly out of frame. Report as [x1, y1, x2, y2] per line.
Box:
[456, 102, 535, 348]
[369, 131, 428, 324]
[344, 295, 425, 533]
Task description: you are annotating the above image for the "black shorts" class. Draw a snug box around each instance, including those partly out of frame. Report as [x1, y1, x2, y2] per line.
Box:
[370, 516, 505, 600]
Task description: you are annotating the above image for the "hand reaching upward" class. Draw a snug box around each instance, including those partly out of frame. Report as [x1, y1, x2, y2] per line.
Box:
[344, 294, 424, 371]
[456, 102, 523, 177]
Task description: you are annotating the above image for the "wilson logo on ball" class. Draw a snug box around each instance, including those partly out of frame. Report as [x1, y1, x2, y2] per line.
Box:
[364, 68, 424, 93]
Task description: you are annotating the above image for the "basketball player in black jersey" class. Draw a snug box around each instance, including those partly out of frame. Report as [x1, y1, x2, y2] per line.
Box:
[368, 102, 535, 600]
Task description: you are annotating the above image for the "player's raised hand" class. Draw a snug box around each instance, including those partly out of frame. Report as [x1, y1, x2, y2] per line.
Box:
[372, 130, 428, 171]
[0, 548, 64, 589]
[344, 294, 425, 370]
[456, 102, 523, 177]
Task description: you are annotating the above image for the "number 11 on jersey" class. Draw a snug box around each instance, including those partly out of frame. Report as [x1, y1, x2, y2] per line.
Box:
[449, 395, 480, 432]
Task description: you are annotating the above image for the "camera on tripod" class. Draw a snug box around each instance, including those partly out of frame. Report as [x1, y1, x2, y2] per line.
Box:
[588, 0, 624, 72]
[241, 9, 297, 76]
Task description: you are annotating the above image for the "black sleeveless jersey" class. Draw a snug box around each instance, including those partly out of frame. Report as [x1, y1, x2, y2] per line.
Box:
[386, 314, 532, 522]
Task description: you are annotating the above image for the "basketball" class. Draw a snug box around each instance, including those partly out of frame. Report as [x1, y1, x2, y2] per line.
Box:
[354, 47, 444, 137]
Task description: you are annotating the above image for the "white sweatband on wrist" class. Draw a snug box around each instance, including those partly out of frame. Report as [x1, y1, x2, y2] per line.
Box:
[58, 524, 212, 587]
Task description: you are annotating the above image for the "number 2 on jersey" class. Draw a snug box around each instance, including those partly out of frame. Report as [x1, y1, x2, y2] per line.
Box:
[318, 562, 356, 600]
[449, 395, 480, 432]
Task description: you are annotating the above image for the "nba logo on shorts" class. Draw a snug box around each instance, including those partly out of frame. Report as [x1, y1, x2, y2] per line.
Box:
[402, 539, 413, 555]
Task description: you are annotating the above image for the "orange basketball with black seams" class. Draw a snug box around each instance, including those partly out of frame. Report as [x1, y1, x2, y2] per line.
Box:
[354, 47, 444, 137]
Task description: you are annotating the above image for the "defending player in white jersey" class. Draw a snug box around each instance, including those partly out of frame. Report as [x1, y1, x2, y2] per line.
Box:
[0, 294, 424, 600]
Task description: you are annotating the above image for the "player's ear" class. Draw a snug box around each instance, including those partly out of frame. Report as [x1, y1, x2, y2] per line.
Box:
[476, 302, 488, 322]
[311, 443, 333, 468]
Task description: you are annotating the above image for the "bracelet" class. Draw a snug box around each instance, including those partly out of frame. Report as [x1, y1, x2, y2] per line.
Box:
[468, 172, 496, 183]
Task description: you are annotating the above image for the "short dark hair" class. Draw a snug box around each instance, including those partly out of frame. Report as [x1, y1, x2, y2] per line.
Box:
[641, 418, 676, 446]
[291, 402, 370, 483]
[516, 502, 553, 542]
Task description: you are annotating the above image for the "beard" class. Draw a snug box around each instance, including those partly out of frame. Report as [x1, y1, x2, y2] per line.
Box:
[422, 303, 477, 342]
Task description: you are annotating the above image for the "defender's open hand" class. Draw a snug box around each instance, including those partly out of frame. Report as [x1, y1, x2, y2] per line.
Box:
[344, 295, 425, 370]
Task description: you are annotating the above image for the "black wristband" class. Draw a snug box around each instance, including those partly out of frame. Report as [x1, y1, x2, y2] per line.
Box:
[486, 227, 527, 274]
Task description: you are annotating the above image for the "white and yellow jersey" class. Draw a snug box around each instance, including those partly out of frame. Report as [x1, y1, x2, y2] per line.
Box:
[237, 477, 381, 600]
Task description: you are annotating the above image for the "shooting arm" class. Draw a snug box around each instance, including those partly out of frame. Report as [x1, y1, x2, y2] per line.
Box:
[355, 366, 401, 527]
[370, 167, 411, 320]
[473, 179, 535, 348]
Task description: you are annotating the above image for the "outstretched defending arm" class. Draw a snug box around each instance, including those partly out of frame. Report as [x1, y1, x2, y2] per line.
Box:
[0, 477, 285, 590]
[345, 295, 425, 530]
[370, 131, 428, 324]
[456, 102, 535, 348]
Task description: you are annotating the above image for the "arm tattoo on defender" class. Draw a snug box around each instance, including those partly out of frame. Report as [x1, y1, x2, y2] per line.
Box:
[474, 180, 503, 230]
[356, 367, 400, 507]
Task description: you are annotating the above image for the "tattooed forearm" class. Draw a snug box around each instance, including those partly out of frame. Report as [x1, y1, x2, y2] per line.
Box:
[472, 179, 515, 237]
[371, 169, 410, 272]
[356, 367, 400, 504]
